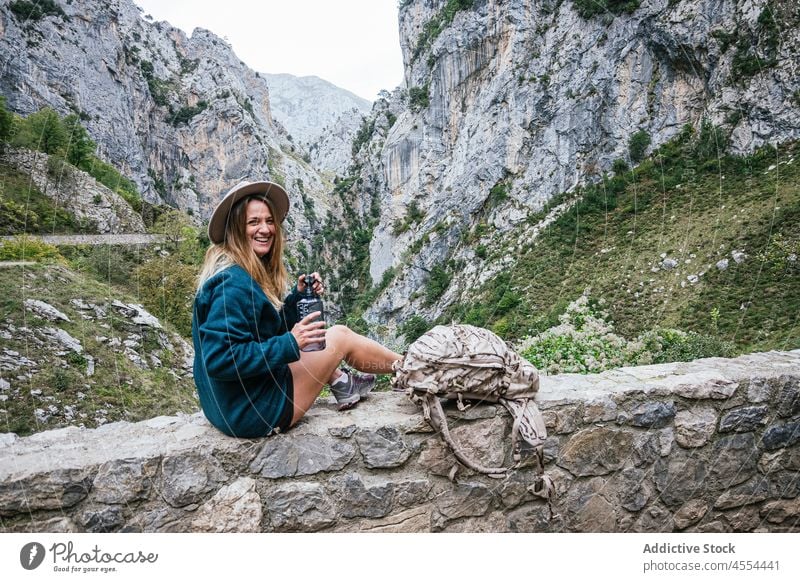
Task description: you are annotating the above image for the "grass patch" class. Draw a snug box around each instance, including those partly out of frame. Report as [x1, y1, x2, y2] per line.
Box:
[0, 264, 197, 436]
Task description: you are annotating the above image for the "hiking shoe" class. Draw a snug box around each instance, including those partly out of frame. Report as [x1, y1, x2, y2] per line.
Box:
[330, 371, 377, 411]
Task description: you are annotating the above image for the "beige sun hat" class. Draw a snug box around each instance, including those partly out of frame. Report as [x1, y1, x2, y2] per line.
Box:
[208, 180, 290, 244]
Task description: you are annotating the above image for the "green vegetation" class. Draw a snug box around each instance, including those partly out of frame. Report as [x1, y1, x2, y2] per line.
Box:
[139, 60, 171, 106]
[0, 164, 97, 234]
[8, 0, 67, 22]
[714, 1, 797, 83]
[408, 85, 430, 111]
[438, 126, 800, 355]
[392, 200, 426, 235]
[412, 0, 474, 61]
[1, 103, 144, 212]
[517, 291, 734, 375]
[0, 264, 197, 436]
[352, 117, 375, 155]
[628, 129, 651, 164]
[169, 100, 208, 126]
[570, 0, 642, 19]
[0, 236, 63, 262]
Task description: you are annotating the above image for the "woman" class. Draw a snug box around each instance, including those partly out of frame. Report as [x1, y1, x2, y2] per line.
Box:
[192, 180, 402, 438]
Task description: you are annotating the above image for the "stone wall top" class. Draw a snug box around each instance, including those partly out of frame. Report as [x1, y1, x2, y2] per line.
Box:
[1, 349, 798, 533]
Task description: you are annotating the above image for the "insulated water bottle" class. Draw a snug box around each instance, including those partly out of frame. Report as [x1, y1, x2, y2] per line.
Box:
[296, 274, 326, 352]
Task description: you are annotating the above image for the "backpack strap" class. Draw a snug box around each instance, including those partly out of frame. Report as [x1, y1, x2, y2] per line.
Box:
[420, 392, 509, 478]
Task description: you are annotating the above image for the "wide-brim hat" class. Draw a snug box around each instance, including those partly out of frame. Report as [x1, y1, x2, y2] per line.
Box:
[208, 180, 289, 244]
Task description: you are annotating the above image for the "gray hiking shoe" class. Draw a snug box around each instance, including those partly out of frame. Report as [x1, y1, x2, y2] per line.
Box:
[330, 371, 377, 411]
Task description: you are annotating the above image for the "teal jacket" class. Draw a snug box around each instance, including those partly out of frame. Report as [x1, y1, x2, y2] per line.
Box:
[192, 264, 301, 437]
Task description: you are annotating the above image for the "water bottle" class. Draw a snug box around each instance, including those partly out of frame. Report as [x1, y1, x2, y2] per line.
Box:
[296, 274, 326, 352]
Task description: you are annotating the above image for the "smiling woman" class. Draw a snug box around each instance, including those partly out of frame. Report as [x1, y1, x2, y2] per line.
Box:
[192, 180, 401, 438]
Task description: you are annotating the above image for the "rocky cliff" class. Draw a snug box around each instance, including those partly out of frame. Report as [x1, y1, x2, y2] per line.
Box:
[0, 0, 330, 231]
[339, 0, 799, 333]
[262, 73, 372, 175]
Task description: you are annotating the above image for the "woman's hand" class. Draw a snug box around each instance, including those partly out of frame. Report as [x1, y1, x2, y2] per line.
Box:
[291, 311, 326, 350]
[297, 272, 325, 295]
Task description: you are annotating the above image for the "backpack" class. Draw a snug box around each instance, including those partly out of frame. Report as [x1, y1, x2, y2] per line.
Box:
[392, 324, 554, 502]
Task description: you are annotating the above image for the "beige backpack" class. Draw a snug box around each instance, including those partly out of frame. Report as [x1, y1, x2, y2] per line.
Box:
[392, 324, 553, 500]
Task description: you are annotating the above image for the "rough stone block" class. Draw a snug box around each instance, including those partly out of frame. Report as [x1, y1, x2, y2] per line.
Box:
[344, 505, 432, 533]
[673, 378, 736, 400]
[673, 500, 708, 530]
[432, 482, 493, 528]
[249, 434, 355, 478]
[719, 406, 769, 433]
[507, 502, 562, 533]
[761, 420, 800, 451]
[709, 433, 759, 489]
[440, 510, 508, 533]
[160, 454, 227, 508]
[634, 505, 674, 533]
[617, 467, 651, 512]
[328, 473, 394, 519]
[394, 479, 432, 507]
[769, 471, 800, 499]
[355, 426, 413, 468]
[761, 498, 800, 525]
[674, 408, 717, 448]
[746, 378, 774, 403]
[583, 397, 618, 423]
[713, 477, 771, 510]
[776, 377, 800, 418]
[190, 477, 262, 533]
[723, 506, 761, 531]
[558, 427, 634, 476]
[265, 482, 336, 532]
[654, 454, 707, 507]
[92, 458, 159, 504]
[417, 438, 457, 477]
[562, 477, 616, 532]
[630, 401, 676, 428]
[0, 469, 92, 516]
[77, 505, 125, 533]
[448, 416, 507, 469]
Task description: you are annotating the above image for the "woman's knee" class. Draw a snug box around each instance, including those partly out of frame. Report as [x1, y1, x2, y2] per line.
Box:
[327, 324, 353, 342]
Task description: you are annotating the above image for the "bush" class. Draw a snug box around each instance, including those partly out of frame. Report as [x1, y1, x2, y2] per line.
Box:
[408, 86, 430, 111]
[628, 129, 651, 164]
[9, 0, 66, 21]
[0, 236, 63, 262]
[516, 291, 736, 374]
[0, 96, 13, 144]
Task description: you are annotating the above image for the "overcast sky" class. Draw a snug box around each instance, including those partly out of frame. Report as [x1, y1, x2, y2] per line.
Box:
[133, 0, 405, 102]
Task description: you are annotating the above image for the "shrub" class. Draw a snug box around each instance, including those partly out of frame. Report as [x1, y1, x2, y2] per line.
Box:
[516, 291, 736, 374]
[0, 236, 62, 262]
[9, 0, 67, 21]
[628, 129, 651, 164]
[408, 85, 430, 111]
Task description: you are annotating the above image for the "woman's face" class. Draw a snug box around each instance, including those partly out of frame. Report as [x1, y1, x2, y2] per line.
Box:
[245, 198, 276, 258]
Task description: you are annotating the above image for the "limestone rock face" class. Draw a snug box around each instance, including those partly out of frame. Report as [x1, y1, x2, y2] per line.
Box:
[263, 73, 372, 175]
[348, 0, 800, 328]
[0, 0, 330, 234]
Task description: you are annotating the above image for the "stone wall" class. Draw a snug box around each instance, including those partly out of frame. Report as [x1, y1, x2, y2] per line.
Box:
[1, 350, 798, 533]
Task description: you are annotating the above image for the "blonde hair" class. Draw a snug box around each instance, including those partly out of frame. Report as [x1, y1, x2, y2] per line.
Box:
[197, 195, 288, 309]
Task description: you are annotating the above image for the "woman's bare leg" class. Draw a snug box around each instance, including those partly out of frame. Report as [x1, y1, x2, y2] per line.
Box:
[287, 325, 402, 425]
